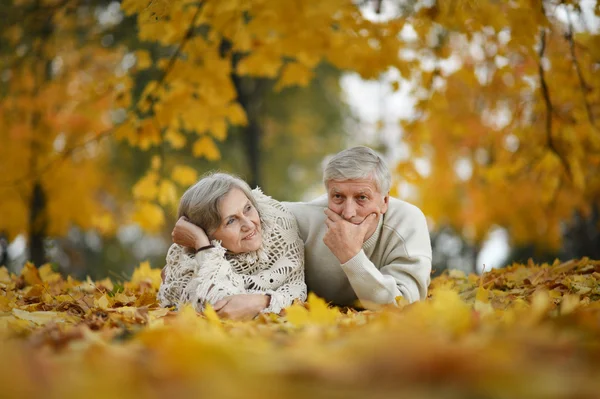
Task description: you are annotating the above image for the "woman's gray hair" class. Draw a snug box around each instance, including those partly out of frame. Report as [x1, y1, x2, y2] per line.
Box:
[323, 146, 391, 194]
[177, 172, 258, 235]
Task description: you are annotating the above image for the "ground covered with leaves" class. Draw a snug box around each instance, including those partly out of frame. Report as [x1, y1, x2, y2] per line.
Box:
[1, 259, 600, 399]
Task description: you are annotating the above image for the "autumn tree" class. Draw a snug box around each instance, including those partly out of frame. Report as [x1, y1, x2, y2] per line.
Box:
[114, 0, 410, 230]
[0, 0, 132, 266]
[394, 0, 600, 268]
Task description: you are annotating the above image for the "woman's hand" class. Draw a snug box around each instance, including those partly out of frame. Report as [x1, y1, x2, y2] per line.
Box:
[213, 294, 270, 320]
[172, 217, 210, 250]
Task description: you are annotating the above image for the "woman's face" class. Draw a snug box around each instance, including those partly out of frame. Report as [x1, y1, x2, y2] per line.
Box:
[211, 188, 262, 253]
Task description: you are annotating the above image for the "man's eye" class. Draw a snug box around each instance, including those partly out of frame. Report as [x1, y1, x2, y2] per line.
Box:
[359, 196, 368, 201]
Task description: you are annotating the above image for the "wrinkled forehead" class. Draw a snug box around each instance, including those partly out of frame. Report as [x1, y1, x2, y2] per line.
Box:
[217, 187, 251, 214]
[327, 177, 380, 194]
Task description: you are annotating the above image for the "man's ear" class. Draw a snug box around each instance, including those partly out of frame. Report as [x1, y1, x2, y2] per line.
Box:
[381, 194, 389, 214]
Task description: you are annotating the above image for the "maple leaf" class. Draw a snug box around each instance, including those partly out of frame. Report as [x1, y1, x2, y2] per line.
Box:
[285, 293, 340, 327]
[129, 261, 162, 291]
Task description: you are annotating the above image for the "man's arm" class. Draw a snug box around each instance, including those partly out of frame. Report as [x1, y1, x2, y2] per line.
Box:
[340, 250, 431, 306]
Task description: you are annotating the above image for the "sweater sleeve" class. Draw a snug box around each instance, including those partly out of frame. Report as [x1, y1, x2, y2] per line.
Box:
[340, 208, 432, 308]
[157, 243, 246, 312]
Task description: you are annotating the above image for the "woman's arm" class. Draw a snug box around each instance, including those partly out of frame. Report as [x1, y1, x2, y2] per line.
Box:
[157, 243, 246, 312]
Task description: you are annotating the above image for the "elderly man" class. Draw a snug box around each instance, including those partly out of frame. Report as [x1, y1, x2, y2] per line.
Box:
[285, 146, 432, 307]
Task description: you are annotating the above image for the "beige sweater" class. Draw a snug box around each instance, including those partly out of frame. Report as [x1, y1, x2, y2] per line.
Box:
[285, 195, 432, 308]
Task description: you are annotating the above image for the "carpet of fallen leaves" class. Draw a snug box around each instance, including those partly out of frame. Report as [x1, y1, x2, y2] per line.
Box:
[1, 259, 600, 399]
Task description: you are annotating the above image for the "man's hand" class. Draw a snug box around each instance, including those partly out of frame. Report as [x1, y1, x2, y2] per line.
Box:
[213, 294, 270, 320]
[323, 209, 378, 264]
[172, 217, 210, 250]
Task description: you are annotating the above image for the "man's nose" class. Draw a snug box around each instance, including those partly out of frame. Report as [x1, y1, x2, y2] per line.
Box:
[342, 201, 356, 220]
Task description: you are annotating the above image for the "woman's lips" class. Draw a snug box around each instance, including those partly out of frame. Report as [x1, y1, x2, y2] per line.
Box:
[243, 230, 257, 240]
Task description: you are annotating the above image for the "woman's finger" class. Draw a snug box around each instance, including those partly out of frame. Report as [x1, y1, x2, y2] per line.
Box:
[213, 298, 229, 311]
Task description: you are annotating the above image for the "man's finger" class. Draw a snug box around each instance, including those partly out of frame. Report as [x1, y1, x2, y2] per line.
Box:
[359, 213, 378, 231]
[324, 208, 343, 221]
[324, 217, 334, 228]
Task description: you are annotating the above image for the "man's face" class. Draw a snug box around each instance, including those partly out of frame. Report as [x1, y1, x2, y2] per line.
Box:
[327, 178, 389, 239]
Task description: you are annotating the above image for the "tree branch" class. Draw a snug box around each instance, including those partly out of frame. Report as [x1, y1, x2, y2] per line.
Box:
[566, 8, 597, 131]
[537, 28, 571, 178]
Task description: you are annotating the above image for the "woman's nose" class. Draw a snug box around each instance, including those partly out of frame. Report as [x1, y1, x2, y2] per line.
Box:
[240, 216, 253, 230]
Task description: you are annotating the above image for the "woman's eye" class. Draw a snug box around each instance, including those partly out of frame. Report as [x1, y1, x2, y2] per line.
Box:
[245, 204, 252, 212]
[226, 218, 235, 226]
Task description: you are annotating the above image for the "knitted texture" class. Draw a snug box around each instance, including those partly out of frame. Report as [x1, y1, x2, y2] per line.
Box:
[158, 188, 306, 314]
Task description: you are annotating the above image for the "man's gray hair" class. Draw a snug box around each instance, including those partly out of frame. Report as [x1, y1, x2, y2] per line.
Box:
[324, 146, 391, 194]
[177, 172, 258, 235]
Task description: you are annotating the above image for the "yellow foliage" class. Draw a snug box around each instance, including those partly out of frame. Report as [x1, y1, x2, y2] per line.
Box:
[131, 202, 165, 233]
[0, 259, 599, 398]
[171, 165, 198, 186]
[285, 293, 341, 327]
[129, 261, 162, 291]
[192, 136, 221, 160]
[274, 62, 314, 91]
[135, 49, 152, 69]
[0, 4, 130, 241]
[132, 171, 159, 201]
[157, 180, 178, 207]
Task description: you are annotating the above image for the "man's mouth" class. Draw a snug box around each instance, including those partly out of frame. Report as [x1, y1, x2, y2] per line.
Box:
[243, 230, 257, 240]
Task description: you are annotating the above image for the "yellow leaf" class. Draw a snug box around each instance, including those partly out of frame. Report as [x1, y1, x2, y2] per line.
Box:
[132, 172, 159, 201]
[38, 264, 61, 284]
[285, 293, 339, 327]
[95, 294, 111, 310]
[171, 165, 198, 186]
[132, 201, 165, 232]
[136, 50, 152, 69]
[91, 213, 116, 235]
[165, 128, 186, 149]
[151, 155, 161, 170]
[21, 262, 42, 285]
[192, 136, 220, 161]
[157, 179, 178, 207]
[203, 303, 221, 324]
[130, 261, 162, 290]
[225, 103, 248, 126]
[0, 267, 11, 284]
[274, 62, 314, 91]
[210, 119, 227, 141]
[236, 51, 282, 78]
[474, 286, 494, 316]
[12, 309, 71, 325]
[284, 303, 310, 326]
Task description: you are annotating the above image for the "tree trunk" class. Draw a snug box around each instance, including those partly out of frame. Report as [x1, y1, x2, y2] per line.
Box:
[232, 75, 267, 188]
[28, 181, 47, 265]
[0, 233, 8, 267]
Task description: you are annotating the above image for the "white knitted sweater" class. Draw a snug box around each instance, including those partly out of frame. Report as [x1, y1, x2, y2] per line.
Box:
[158, 189, 307, 314]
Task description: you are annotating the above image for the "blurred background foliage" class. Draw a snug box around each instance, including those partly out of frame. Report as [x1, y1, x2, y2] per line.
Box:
[0, 0, 599, 279]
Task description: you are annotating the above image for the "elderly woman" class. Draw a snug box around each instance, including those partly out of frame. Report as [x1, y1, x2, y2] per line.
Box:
[158, 172, 306, 319]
